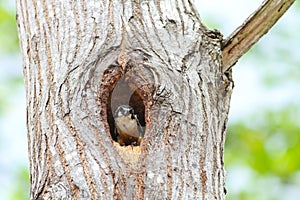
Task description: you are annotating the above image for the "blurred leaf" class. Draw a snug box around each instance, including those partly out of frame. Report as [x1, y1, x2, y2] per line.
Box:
[296, 1, 300, 8]
[226, 105, 300, 200]
[226, 105, 300, 178]
[0, 5, 19, 54]
[9, 167, 30, 200]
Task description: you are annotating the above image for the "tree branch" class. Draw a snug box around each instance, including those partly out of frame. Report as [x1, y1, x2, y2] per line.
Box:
[221, 0, 295, 72]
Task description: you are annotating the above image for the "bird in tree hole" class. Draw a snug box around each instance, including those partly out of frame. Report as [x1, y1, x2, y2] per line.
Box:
[114, 105, 143, 146]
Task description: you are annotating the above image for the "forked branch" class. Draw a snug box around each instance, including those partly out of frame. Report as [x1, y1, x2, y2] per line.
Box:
[222, 0, 295, 72]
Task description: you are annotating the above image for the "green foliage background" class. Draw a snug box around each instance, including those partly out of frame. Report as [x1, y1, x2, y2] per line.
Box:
[0, 1, 299, 199]
[0, 0, 18, 54]
[0, 1, 30, 199]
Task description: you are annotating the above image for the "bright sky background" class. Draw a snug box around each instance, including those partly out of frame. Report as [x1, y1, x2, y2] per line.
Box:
[197, 0, 300, 121]
[197, 1, 300, 199]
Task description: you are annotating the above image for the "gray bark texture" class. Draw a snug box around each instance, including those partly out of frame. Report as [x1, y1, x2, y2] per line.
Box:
[17, 0, 233, 199]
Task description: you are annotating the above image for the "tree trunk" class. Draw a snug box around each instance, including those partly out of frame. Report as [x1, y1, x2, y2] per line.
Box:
[17, 0, 233, 199]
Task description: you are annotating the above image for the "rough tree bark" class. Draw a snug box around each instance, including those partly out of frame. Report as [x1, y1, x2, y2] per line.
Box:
[16, 0, 294, 199]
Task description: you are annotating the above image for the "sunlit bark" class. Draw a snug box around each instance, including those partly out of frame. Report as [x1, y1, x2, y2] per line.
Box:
[17, 0, 233, 199]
